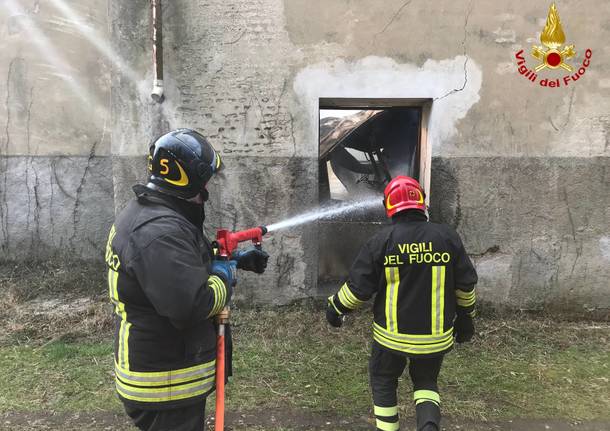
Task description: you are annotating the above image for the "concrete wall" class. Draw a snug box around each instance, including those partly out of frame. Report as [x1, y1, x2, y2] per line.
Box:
[0, 0, 112, 259]
[2, 0, 609, 311]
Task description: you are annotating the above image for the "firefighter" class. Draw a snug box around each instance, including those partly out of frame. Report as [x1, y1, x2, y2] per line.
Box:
[105, 128, 269, 431]
[326, 176, 478, 431]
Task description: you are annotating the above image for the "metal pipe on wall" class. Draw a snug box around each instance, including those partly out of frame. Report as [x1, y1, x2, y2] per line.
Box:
[150, 0, 164, 103]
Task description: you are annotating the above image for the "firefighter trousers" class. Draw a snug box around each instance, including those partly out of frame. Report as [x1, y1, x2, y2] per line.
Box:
[124, 399, 207, 431]
[369, 341, 443, 431]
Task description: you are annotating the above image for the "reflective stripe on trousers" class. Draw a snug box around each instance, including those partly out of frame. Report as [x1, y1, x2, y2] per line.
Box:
[115, 359, 216, 403]
[374, 405, 399, 431]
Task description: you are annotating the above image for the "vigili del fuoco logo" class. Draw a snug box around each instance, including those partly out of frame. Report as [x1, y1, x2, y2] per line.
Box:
[515, 2, 592, 88]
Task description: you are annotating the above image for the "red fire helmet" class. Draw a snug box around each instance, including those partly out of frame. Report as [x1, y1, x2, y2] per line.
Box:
[383, 176, 426, 217]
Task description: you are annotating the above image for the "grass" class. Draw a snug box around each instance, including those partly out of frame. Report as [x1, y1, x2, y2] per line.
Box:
[0, 341, 120, 413]
[228, 308, 610, 421]
[0, 261, 608, 428]
[0, 306, 608, 423]
[0, 260, 111, 346]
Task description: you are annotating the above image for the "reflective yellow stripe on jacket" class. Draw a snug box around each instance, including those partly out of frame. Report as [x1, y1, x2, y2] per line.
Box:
[373, 322, 454, 355]
[336, 283, 364, 310]
[431, 266, 446, 335]
[109, 267, 130, 369]
[115, 360, 216, 403]
[207, 275, 227, 317]
[456, 288, 476, 307]
[384, 267, 400, 333]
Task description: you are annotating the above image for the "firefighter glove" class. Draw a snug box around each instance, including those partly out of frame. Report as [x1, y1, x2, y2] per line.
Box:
[326, 299, 344, 328]
[454, 313, 474, 343]
[211, 259, 238, 288]
[233, 246, 270, 274]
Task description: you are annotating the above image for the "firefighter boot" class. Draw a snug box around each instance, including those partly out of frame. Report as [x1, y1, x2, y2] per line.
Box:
[413, 390, 440, 431]
[415, 401, 441, 431]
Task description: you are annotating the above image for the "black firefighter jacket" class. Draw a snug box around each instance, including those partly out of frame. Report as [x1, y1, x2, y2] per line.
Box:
[105, 185, 229, 410]
[329, 211, 478, 357]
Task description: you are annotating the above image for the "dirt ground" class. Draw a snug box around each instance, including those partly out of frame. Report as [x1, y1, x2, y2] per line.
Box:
[2, 410, 610, 431]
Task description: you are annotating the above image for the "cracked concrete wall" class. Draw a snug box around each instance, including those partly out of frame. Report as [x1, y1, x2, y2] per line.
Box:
[430, 157, 609, 311]
[110, 0, 322, 305]
[3, 0, 608, 311]
[108, 0, 608, 310]
[108, 0, 609, 309]
[0, 0, 113, 260]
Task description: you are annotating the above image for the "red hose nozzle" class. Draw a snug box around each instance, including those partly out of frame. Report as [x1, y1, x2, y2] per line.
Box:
[216, 226, 267, 258]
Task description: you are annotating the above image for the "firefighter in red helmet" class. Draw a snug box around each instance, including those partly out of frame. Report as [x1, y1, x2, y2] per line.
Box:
[326, 175, 478, 431]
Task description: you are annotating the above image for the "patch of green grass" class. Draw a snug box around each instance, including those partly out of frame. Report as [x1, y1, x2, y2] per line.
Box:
[226, 308, 371, 416]
[0, 307, 608, 423]
[438, 320, 610, 420]
[0, 340, 121, 412]
[226, 308, 610, 421]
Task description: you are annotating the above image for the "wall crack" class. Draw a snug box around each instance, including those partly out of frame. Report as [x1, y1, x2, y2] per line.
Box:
[70, 119, 106, 246]
[549, 87, 576, 132]
[26, 86, 35, 246]
[224, 29, 246, 45]
[0, 58, 21, 251]
[434, 0, 472, 101]
[374, 0, 413, 37]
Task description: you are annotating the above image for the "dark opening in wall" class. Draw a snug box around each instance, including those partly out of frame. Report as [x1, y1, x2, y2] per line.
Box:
[320, 108, 420, 204]
[317, 98, 432, 292]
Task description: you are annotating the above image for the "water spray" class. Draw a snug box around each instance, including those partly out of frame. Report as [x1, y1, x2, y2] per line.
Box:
[266, 196, 381, 232]
[47, 0, 141, 86]
[215, 197, 380, 244]
[213, 196, 379, 430]
[2, 0, 106, 113]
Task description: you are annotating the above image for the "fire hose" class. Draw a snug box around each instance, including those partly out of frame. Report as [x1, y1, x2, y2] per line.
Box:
[213, 225, 268, 431]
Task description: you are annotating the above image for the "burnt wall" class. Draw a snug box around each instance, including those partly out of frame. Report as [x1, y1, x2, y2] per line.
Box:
[108, 0, 610, 310]
[0, 0, 608, 312]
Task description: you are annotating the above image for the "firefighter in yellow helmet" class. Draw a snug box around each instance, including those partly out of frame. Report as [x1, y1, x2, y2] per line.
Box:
[326, 176, 478, 431]
[105, 129, 269, 431]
